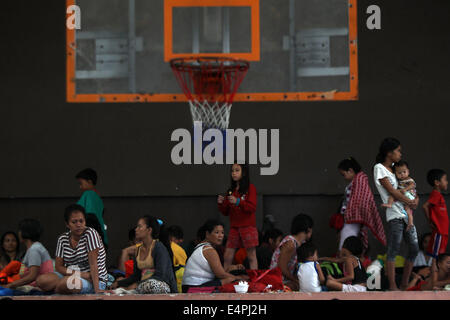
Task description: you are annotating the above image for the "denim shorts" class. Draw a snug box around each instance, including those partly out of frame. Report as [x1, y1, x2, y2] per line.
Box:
[55, 272, 106, 294]
[386, 218, 419, 262]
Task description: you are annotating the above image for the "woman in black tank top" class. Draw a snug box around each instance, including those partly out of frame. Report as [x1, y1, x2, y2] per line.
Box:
[352, 256, 368, 285]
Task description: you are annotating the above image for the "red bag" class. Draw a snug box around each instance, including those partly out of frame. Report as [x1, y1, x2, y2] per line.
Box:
[124, 260, 134, 278]
[218, 282, 237, 293]
[247, 268, 284, 291]
[218, 268, 284, 293]
[329, 213, 344, 231]
[248, 282, 268, 293]
[0, 261, 22, 284]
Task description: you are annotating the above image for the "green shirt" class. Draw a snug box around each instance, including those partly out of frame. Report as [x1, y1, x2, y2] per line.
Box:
[77, 190, 108, 245]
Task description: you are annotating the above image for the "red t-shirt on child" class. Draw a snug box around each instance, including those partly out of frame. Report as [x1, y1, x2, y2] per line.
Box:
[428, 190, 449, 236]
[218, 183, 257, 227]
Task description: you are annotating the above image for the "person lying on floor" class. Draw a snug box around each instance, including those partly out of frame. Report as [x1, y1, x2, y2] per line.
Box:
[411, 253, 450, 291]
[110, 216, 177, 294]
[36, 204, 108, 294]
[181, 220, 249, 293]
[319, 236, 368, 292]
[406, 266, 431, 290]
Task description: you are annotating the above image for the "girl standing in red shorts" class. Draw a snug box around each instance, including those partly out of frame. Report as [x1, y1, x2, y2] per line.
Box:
[218, 163, 258, 270]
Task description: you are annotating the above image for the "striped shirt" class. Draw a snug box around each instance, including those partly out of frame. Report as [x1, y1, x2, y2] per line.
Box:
[55, 227, 108, 282]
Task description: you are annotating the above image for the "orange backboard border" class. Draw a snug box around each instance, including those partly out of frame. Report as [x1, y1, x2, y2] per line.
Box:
[164, 0, 260, 62]
[66, 0, 358, 102]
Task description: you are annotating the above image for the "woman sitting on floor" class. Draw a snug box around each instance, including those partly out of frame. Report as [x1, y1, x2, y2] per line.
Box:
[0, 231, 23, 270]
[182, 220, 248, 293]
[269, 214, 314, 291]
[36, 204, 108, 294]
[110, 216, 177, 294]
[2, 219, 53, 289]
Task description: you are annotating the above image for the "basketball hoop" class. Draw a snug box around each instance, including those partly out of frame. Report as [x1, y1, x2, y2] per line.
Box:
[170, 57, 249, 130]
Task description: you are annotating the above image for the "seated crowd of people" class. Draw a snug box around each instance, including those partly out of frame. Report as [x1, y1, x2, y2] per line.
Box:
[1, 211, 449, 295]
[1, 137, 450, 296]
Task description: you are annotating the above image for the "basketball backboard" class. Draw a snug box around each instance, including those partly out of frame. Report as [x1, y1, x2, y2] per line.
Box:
[66, 0, 357, 102]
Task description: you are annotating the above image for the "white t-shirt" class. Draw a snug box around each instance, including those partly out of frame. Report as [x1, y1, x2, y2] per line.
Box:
[297, 262, 322, 293]
[373, 163, 407, 222]
[414, 251, 432, 267]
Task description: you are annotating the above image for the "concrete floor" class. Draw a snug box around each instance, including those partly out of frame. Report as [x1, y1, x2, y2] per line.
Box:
[6, 291, 450, 300]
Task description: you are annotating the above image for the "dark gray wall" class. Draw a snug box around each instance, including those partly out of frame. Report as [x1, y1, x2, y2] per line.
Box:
[1, 1, 450, 197]
[1, 1, 450, 264]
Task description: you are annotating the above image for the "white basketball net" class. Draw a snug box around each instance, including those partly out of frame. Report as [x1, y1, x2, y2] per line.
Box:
[189, 100, 232, 130]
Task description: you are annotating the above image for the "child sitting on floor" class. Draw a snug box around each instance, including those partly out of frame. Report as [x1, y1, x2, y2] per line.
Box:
[320, 236, 368, 292]
[296, 242, 325, 293]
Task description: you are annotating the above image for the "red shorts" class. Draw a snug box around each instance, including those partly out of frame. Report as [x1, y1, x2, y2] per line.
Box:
[426, 231, 448, 259]
[226, 226, 259, 249]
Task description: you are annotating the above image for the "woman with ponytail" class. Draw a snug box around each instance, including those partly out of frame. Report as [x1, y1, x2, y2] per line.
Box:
[373, 137, 419, 291]
[111, 216, 177, 294]
[336, 157, 386, 253]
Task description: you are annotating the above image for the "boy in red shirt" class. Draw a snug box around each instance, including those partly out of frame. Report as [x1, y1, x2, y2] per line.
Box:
[423, 169, 449, 273]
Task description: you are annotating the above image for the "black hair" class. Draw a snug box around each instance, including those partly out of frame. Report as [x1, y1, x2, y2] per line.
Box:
[64, 204, 86, 223]
[338, 157, 362, 174]
[18, 219, 42, 242]
[75, 168, 98, 185]
[342, 236, 363, 256]
[437, 252, 450, 269]
[375, 137, 401, 164]
[393, 160, 409, 171]
[200, 219, 224, 241]
[296, 241, 317, 263]
[167, 225, 184, 240]
[140, 216, 174, 265]
[196, 225, 206, 241]
[290, 214, 314, 235]
[419, 232, 432, 251]
[426, 169, 446, 187]
[128, 228, 136, 242]
[262, 228, 283, 244]
[1, 231, 21, 264]
[86, 213, 105, 245]
[229, 162, 250, 196]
